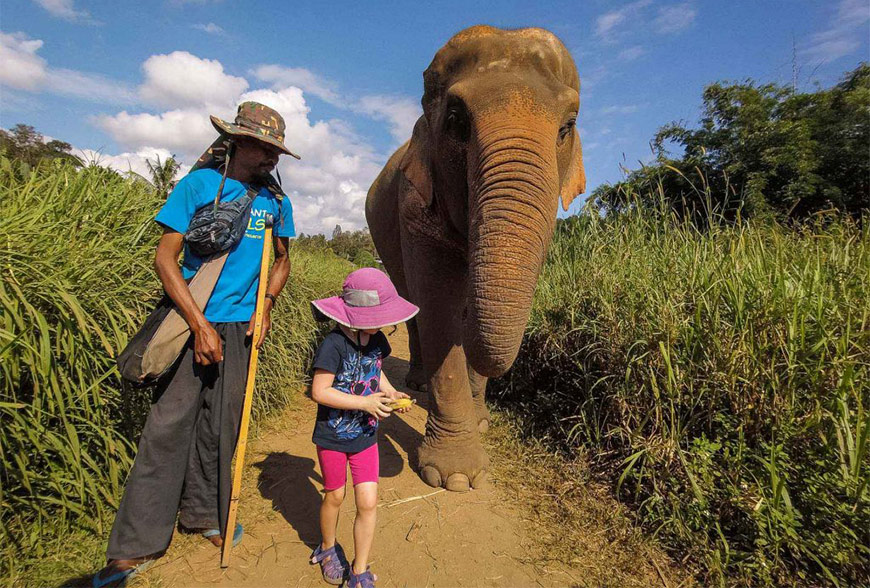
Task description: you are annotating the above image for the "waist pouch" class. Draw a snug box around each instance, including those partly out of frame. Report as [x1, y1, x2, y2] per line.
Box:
[184, 185, 259, 257]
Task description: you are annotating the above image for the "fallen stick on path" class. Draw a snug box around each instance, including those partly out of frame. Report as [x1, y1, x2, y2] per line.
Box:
[382, 488, 445, 508]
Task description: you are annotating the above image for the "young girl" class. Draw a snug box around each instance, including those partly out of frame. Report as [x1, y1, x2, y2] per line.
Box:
[308, 267, 419, 588]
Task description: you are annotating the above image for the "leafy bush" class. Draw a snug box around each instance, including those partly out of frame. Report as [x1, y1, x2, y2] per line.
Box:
[0, 156, 351, 583]
[491, 205, 869, 586]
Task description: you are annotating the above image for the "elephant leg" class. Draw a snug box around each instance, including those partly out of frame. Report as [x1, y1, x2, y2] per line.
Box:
[417, 340, 489, 492]
[406, 252, 488, 492]
[404, 317, 427, 392]
[467, 365, 490, 433]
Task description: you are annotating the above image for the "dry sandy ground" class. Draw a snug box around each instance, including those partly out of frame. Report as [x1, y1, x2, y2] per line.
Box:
[138, 325, 677, 588]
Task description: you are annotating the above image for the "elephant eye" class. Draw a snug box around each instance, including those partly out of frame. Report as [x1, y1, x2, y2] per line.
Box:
[445, 106, 470, 142]
[558, 117, 576, 143]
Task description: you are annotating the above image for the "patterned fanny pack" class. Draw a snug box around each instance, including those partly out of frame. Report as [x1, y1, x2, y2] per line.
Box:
[184, 184, 259, 257]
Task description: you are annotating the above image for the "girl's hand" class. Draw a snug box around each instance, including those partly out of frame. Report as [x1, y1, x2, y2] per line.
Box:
[360, 393, 393, 419]
[385, 389, 413, 413]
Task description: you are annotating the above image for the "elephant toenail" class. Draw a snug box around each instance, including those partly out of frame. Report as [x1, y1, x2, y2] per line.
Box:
[445, 473, 471, 492]
[471, 471, 489, 489]
[420, 466, 442, 488]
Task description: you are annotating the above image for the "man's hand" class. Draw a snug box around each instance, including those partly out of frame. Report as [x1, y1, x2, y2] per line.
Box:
[193, 322, 223, 365]
[247, 308, 272, 349]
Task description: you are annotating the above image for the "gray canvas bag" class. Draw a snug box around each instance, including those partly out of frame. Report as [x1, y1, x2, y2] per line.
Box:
[117, 252, 228, 385]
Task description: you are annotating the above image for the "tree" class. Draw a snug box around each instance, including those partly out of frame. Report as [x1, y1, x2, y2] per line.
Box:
[145, 154, 181, 200]
[294, 227, 379, 267]
[0, 124, 80, 168]
[594, 64, 869, 222]
[330, 227, 377, 263]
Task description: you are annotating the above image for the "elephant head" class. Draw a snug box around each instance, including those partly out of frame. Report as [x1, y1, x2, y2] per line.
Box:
[400, 26, 586, 377]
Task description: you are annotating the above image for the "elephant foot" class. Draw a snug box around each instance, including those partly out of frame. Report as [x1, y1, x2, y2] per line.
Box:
[417, 431, 489, 492]
[404, 363, 428, 392]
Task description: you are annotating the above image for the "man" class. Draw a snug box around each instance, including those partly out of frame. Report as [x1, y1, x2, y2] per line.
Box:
[93, 102, 299, 587]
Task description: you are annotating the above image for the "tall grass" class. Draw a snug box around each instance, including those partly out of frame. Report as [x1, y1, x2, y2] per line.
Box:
[0, 156, 351, 584]
[491, 203, 869, 586]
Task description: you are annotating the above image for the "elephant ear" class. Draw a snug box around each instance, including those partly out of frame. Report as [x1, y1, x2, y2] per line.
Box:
[400, 116, 434, 207]
[561, 131, 586, 211]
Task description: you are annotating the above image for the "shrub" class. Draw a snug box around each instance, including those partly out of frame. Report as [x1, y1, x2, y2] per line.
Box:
[492, 204, 869, 586]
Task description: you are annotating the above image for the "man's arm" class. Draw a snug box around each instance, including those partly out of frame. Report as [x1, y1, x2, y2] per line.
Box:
[154, 229, 223, 365]
[248, 234, 291, 348]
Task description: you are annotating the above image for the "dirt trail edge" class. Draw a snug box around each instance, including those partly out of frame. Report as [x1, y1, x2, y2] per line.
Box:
[148, 325, 679, 588]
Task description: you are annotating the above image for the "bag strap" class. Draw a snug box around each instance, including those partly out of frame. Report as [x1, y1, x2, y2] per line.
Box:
[212, 141, 236, 213]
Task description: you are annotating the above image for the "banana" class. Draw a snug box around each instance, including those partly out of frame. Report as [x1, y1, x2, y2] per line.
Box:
[387, 398, 415, 410]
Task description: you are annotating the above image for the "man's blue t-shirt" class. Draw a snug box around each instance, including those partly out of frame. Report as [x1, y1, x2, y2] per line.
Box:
[155, 168, 295, 323]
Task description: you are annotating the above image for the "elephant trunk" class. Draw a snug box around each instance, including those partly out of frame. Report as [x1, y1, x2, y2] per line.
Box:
[464, 128, 559, 377]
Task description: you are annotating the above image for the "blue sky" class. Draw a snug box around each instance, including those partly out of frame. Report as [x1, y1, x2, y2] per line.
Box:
[2, 0, 868, 234]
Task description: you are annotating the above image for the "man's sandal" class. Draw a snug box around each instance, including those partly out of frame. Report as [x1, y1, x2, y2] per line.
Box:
[200, 522, 243, 547]
[348, 565, 377, 588]
[310, 543, 349, 585]
[91, 558, 155, 588]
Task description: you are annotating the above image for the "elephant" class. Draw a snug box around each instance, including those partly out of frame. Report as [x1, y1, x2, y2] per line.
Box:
[365, 25, 585, 492]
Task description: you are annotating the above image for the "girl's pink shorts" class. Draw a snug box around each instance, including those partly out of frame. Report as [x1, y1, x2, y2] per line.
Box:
[316, 443, 379, 491]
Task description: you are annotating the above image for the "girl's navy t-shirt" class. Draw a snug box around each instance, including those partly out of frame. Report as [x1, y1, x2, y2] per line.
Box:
[312, 328, 392, 453]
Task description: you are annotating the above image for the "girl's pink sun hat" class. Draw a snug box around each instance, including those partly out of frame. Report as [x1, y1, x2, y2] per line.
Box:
[311, 268, 419, 330]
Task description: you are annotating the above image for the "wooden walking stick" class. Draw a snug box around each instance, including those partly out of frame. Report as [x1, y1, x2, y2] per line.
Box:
[221, 213, 273, 568]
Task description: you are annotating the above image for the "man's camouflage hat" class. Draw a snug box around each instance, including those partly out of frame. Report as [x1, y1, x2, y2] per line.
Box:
[209, 101, 301, 160]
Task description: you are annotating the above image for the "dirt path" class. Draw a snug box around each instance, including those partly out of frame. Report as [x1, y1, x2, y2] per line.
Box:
[145, 325, 676, 588]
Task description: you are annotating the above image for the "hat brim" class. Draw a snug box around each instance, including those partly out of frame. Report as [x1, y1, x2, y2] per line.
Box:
[311, 296, 419, 330]
[210, 116, 301, 160]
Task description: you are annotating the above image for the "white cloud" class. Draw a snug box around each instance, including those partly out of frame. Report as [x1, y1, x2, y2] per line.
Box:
[617, 46, 646, 61]
[595, 0, 651, 38]
[192, 22, 224, 35]
[46, 68, 137, 104]
[94, 108, 218, 158]
[654, 3, 697, 34]
[600, 104, 641, 115]
[253, 65, 341, 104]
[353, 95, 420, 144]
[0, 32, 48, 90]
[802, 0, 870, 62]
[32, 0, 94, 23]
[253, 64, 421, 144]
[78, 146, 190, 180]
[139, 51, 248, 109]
[596, 1, 695, 39]
[0, 32, 134, 103]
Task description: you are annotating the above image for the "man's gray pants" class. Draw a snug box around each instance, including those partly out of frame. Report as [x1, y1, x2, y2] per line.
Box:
[107, 322, 250, 560]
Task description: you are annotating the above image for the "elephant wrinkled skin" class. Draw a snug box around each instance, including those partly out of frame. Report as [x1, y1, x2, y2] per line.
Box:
[365, 25, 585, 491]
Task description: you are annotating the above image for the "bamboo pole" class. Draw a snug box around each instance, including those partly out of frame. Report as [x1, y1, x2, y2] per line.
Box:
[221, 213, 273, 568]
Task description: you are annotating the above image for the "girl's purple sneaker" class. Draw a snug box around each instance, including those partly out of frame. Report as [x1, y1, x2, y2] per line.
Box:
[310, 543, 348, 585]
[348, 565, 377, 588]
